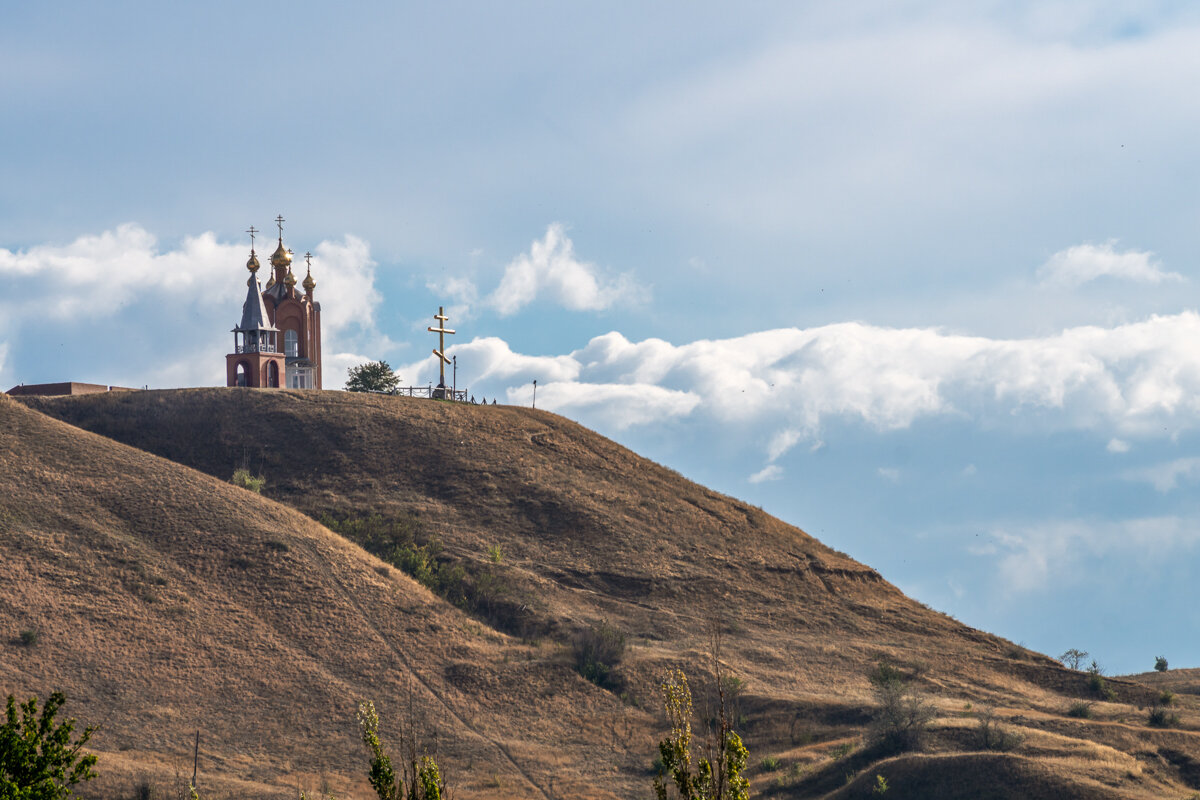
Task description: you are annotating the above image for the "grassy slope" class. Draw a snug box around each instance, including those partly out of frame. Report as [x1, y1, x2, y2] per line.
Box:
[10, 388, 1200, 798]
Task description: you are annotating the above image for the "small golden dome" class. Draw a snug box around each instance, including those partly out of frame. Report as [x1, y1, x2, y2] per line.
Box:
[284, 268, 297, 288]
[302, 270, 315, 293]
[270, 241, 292, 269]
[246, 251, 260, 272]
[265, 273, 276, 289]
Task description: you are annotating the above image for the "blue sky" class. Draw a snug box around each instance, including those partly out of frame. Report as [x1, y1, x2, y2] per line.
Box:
[4, 1, 1200, 673]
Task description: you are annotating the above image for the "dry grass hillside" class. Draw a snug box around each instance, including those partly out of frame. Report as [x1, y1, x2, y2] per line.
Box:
[8, 387, 1200, 798]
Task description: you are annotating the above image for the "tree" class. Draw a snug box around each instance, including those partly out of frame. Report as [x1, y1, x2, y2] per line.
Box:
[652, 630, 749, 800]
[1155, 655, 1169, 672]
[357, 701, 445, 800]
[1058, 649, 1089, 671]
[0, 692, 97, 800]
[346, 361, 400, 394]
[867, 663, 934, 753]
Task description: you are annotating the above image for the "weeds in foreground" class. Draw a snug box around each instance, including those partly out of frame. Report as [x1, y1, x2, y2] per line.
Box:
[357, 700, 446, 800]
[1, 692, 97, 798]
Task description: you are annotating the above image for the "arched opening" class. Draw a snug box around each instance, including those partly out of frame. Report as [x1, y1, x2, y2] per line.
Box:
[235, 361, 250, 387]
[267, 361, 279, 388]
[284, 329, 299, 358]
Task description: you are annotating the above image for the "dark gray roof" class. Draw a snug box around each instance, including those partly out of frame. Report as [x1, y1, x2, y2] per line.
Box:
[234, 278, 277, 333]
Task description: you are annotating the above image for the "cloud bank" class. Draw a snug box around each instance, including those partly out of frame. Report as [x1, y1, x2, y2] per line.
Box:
[401, 313, 1200, 466]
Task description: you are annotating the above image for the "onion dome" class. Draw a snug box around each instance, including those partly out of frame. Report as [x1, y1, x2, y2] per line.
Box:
[270, 241, 292, 269]
[246, 251, 260, 273]
[265, 273, 276, 289]
[302, 269, 315, 294]
[284, 268, 297, 289]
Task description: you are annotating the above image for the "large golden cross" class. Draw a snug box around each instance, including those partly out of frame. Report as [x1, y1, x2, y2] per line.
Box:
[245, 225, 257, 251]
[275, 214, 286, 241]
[427, 306, 456, 387]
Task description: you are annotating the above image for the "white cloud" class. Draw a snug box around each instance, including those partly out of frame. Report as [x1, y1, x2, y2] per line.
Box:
[0, 225, 385, 389]
[1037, 241, 1183, 288]
[487, 224, 642, 316]
[985, 516, 1200, 594]
[414, 312, 1200, 462]
[1124, 457, 1200, 493]
[749, 464, 783, 483]
[877, 467, 901, 482]
[1106, 438, 1130, 453]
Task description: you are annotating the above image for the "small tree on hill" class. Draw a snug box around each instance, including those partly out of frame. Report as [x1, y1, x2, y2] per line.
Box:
[1155, 655, 1169, 672]
[1058, 649, 1088, 671]
[653, 630, 749, 800]
[867, 662, 934, 753]
[357, 700, 446, 800]
[346, 361, 400, 394]
[1, 692, 98, 799]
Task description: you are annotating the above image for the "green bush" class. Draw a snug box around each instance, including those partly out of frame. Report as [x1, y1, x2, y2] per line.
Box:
[357, 701, 445, 800]
[1066, 701, 1094, 719]
[1148, 707, 1180, 728]
[652, 669, 749, 800]
[1155, 655, 1169, 672]
[0, 692, 98, 799]
[230, 468, 264, 493]
[1085, 661, 1116, 702]
[975, 707, 1023, 751]
[1159, 690, 1176, 706]
[759, 756, 781, 772]
[573, 620, 627, 689]
[17, 630, 37, 647]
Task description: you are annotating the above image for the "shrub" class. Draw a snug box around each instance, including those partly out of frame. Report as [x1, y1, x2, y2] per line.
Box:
[0, 692, 98, 798]
[1148, 707, 1180, 728]
[1155, 655, 1169, 672]
[867, 662, 934, 753]
[18, 629, 38, 647]
[487, 545, 503, 563]
[652, 669, 749, 800]
[1159, 690, 1176, 707]
[1066, 701, 1094, 719]
[759, 756, 781, 772]
[573, 620, 627, 689]
[230, 468, 264, 493]
[357, 700, 446, 800]
[1086, 661, 1116, 702]
[346, 361, 400, 394]
[975, 707, 1023, 751]
[872, 774, 890, 795]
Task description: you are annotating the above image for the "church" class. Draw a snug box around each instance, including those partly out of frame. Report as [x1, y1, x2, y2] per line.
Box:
[225, 218, 322, 389]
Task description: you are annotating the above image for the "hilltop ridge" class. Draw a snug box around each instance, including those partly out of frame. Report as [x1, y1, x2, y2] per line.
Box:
[6, 388, 1200, 798]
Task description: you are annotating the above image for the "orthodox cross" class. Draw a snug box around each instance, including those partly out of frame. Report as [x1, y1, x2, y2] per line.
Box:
[245, 225, 258, 252]
[305, 251, 312, 269]
[427, 306, 456, 388]
[275, 214, 286, 241]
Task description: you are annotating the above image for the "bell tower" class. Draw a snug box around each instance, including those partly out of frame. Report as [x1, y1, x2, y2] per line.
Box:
[224, 218, 322, 389]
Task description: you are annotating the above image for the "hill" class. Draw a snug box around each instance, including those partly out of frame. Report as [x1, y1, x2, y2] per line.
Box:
[7, 388, 1200, 798]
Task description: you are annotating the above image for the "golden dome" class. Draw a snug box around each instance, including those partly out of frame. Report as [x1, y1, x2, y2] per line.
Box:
[246, 251, 260, 273]
[265, 273, 276, 289]
[302, 270, 315, 293]
[284, 268, 297, 288]
[270, 241, 292, 269]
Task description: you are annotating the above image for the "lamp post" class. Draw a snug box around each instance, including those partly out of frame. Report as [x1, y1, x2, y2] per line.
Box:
[452, 355, 457, 401]
[532, 379, 537, 409]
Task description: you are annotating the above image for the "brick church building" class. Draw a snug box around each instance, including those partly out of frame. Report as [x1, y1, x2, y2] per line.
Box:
[226, 219, 322, 389]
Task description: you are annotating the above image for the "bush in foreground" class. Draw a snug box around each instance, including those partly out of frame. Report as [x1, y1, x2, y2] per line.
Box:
[1, 692, 97, 799]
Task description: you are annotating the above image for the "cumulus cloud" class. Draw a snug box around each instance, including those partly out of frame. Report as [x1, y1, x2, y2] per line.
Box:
[395, 313, 1200, 464]
[1037, 241, 1183, 288]
[0, 224, 384, 388]
[487, 224, 642, 316]
[1106, 438, 1130, 453]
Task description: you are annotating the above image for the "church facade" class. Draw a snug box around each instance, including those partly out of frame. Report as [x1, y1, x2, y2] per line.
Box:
[225, 220, 322, 389]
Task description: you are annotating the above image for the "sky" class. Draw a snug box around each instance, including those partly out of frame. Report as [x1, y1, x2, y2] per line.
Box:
[4, 0, 1200, 673]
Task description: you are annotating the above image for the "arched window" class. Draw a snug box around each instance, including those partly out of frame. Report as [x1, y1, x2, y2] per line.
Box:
[285, 329, 298, 357]
[236, 362, 250, 387]
[267, 361, 279, 387]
